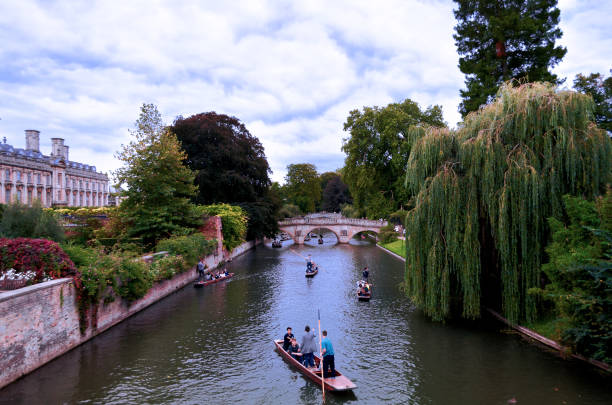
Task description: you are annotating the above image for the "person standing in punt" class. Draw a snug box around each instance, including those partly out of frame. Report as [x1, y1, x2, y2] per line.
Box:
[300, 325, 317, 369]
[362, 266, 369, 281]
[321, 330, 335, 378]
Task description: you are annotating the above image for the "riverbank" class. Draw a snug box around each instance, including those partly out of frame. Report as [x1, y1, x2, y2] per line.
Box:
[0, 239, 260, 390]
[376, 238, 610, 374]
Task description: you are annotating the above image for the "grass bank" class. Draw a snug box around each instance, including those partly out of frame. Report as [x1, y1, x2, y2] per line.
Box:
[378, 239, 406, 259]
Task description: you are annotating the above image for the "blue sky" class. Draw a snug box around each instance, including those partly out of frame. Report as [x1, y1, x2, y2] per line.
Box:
[0, 0, 610, 183]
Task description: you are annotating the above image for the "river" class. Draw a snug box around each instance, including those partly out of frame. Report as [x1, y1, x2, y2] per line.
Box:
[1, 236, 610, 404]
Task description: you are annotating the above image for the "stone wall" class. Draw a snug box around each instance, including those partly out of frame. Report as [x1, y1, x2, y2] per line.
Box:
[0, 238, 259, 389]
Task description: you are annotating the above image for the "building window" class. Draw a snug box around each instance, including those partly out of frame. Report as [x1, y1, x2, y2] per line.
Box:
[5, 191, 10, 204]
[16, 189, 22, 202]
[15, 171, 21, 181]
[4, 169, 9, 181]
[57, 173, 62, 186]
[57, 190, 61, 201]
[46, 175, 51, 186]
[37, 173, 41, 184]
[79, 180, 83, 189]
[27, 190, 32, 204]
[72, 180, 76, 188]
[27, 173, 32, 184]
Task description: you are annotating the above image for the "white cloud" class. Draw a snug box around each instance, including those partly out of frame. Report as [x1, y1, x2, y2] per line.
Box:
[0, 0, 610, 184]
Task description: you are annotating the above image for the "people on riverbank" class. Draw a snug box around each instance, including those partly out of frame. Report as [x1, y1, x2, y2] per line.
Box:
[300, 325, 317, 368]
[283, 327, 294, 351]
[321, 330, 336, 378]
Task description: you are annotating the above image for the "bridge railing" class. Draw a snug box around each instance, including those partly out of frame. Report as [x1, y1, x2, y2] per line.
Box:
[278, 217, 388, 227]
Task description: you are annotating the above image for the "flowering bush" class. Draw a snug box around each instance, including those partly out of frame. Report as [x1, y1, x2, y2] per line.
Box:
[0, 238, 77, 283]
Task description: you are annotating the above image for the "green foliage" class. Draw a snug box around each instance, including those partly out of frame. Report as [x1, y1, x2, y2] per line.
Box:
[171, 112, 279, 240]
[404, 82, 612, 323]
[150, 255, 187, 281]
[536, 194, 612, 363]
[284, 163, 321, 213]
[573, 71, 612, 132]
[340, 204, 359, 219]
[342, 99, 445, 218]
[320, 174, 352, 213]
[61, 243, 99, 268]
[453, 0, 567, 116]
[114, 103, 200, 248]
[156, 233, 215, 266]
[278, 204, 302, 218]
[0, 201, 65, 242]
[115, 257, 154, 302]
[197, 204, 247, 251]
[378, 224, 398, 244]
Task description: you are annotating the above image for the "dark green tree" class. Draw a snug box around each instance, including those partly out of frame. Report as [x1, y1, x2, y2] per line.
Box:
[573, 71, 612, 132]
[342, 99, 445, 218]
[453, 0, 567, 116]
[171, 112, 278, 240]
[320, 174, 352, 213]
[537, 193, 612, 363]
[284, 163, 321, 213]
[0, 201, 65, 241]
[114, 104, 200, 248]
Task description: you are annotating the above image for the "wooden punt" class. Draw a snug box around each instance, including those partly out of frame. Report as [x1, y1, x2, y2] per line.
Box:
[273, 339, 357, 392]
[357, 291, 371, 301]
[193, 273, 234, 288]
[318, 238, 324, 244]
[305, 268, 318, 277]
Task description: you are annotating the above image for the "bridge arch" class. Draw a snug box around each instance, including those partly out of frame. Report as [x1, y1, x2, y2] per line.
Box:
[277, 215, 388, 245]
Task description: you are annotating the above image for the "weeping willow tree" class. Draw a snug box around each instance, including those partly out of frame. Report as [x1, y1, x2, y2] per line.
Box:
[404, 82, 611, 323]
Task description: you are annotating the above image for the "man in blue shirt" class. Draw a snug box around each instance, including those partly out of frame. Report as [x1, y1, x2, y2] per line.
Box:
[320, 330, 336, 378]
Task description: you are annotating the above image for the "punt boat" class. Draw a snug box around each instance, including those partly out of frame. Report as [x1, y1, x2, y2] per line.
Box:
[193, 273, 234, 288]
[305, 267, 318, 277]
[273, 339, 357, 392]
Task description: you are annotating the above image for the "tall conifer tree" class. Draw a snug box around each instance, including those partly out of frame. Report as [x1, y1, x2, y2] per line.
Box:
[453, 0, 567, 116]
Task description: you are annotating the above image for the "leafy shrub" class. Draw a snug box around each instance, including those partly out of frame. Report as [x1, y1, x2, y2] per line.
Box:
[79, 255, 118, 304]
[0, 201, 65, 242]
[115, 257, 153, 302]
[0, 238, 77, 282]
[61, 244, 99, 268]
[156, 233, 215, 266]
[150, 255, 187, 281]
[536, 194, 612, 363]
[378, 224, 398, 244]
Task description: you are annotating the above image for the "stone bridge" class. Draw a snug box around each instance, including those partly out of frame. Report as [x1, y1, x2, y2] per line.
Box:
[278, 216, 388, 244]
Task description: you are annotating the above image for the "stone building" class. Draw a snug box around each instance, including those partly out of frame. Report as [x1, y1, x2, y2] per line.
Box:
[0, 130, 109, 207]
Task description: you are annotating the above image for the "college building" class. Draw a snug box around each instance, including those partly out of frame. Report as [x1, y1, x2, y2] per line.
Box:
[0, 130, 110, 207]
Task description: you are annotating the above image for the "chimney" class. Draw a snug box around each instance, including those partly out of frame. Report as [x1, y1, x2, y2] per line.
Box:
[51, 138, 64, 157]
[63, 145, 69, 161]
[25, 130, 40, 152]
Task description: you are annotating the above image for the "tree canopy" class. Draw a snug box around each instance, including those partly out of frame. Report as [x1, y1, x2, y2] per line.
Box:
[404, 82, 611, 324]
[320, 174, 352, 213]
[171, 112, 278, 240]
[453, 0, 567, 116]
[114, 104, 199, 248]
[342, 98, 445, 218]
[573, 71, 612, 132]
[284, 163, 321, 214]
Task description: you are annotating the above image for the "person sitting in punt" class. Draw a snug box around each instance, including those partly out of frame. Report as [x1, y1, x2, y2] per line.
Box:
[283, 327, 294, 351]
[223, 268, 229, 276]
[287, 338, 302, 361]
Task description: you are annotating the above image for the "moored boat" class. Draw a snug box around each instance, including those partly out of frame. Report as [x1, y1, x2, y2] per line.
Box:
[193, 273, 234, 288]
[273, 339, 357, 392]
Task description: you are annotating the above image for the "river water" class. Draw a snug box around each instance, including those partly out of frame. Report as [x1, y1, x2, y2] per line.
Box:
[2, 236, 611, 404]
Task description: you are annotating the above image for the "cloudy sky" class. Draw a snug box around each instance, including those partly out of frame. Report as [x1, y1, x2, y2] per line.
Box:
[0, 0, 610, 183]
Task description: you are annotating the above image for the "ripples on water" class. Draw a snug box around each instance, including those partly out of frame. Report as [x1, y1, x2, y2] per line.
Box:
[1, 237, 611, 404]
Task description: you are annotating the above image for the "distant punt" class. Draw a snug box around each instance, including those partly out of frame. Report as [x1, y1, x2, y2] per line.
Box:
[0, 130, 110, 207]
